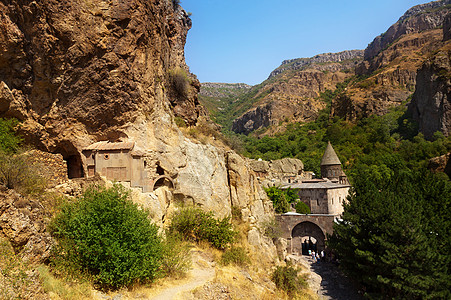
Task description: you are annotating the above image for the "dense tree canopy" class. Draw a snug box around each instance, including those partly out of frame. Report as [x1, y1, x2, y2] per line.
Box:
[328, 168, 451, 299]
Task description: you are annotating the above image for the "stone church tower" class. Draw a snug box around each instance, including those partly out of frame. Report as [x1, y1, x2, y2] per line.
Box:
[320, 141, 349, 184]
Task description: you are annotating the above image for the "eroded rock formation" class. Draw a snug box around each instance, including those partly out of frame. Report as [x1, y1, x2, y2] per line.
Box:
[0, 0, 277, 261]
[408, 44, 451, 139]
[332, 1, 451, 121]
[231, 50, 363, 135]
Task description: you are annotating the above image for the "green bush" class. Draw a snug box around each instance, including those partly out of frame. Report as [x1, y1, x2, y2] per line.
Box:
[169, 207, 236, 249]
[169, 67, 190, 97]
[295, 201, 310, 214]
[0, 151, 46, 195]
[160, 232, 192, 278]
[221, 247, 250, 266]
[49, 185, 162, 290]
[0, 117, 21, 154]
[264, 186, 298, 214]
[261, 218, 282, 240]
[272, 264, 307, 297]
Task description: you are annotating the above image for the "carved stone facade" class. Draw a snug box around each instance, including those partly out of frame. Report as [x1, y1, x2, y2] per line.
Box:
[82, 141, 174, 193]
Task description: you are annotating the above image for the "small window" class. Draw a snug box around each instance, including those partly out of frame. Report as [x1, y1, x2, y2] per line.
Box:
[104, 154, 110, 160]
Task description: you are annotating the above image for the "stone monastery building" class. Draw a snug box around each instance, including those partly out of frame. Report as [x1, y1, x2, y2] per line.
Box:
[278, 142, 350, 254]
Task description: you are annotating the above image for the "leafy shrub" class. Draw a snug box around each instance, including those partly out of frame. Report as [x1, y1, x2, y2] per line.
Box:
[264, 186, 298, 213]
[169, 207, 236, 249]
[0, 117, 21, 153]
[271, 264, 307, 297]
[295, 201, 310, 214]
[174, 116, 187, 128]
[0, 151, 46, 195]
[221, 247, 250, 266]
[169, 67, 190, 97]
[160, 232, 192, 278]
[49, 185, 162, 290]
[261, 218, 282, 240]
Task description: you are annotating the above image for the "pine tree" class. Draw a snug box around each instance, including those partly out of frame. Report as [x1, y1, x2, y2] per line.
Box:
[328, 167, 451, 299]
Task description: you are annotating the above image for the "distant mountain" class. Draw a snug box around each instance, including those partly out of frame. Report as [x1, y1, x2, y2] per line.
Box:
[204, 0, 451, 138]
[333, 0, 451, 122]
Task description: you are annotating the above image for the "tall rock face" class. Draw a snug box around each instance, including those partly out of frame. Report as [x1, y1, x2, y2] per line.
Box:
[0, 0, 202, 152]
[230, 50, 363, 135]
[363, 0, 451, 62]
[0, 0, 276, 256]
[332, 1, 451, 121]
[408, 44, 451, 139]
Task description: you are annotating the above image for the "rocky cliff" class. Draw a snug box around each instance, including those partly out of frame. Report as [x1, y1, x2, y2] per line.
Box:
[0, 0, 277, 262]
[408, 43, 451, 139]
[269, 50, 363, 78]
[363, 0, 451, 62]
[332, 1, 451, 121]
[223, 1, 451, 136]
[230, 50, 363, 135]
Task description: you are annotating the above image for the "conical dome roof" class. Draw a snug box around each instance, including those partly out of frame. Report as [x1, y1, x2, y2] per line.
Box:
[320, 141, 341, 166]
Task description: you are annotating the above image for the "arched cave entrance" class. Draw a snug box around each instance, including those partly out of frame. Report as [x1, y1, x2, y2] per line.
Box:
[66, 154, 84, 179]
[55, 141, 84, 179]
[152, 175, 174, 191]
[291, 221, 325, 255]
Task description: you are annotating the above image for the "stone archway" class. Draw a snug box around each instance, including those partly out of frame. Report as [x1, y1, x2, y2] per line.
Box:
[291, 221, 326, 255]
[152, 175, 174, 191]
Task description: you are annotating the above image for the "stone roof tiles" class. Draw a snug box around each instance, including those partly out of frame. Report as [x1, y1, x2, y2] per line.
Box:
[83, 141, 135, 151]
[320, 141, 341, 166]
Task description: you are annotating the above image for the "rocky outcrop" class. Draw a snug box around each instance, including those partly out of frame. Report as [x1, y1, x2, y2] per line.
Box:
[408, 45, 451, 139]
[231, 52, 359, 135]
[363, 0, 451, 61]
[0, 0, 278, 259]
[232, 103, 273, 135]
[227, 152, 277, 259]
[428, 153, 451, 177]
[269, 50, 363, 79]
[248, 157, 306, 185]
[0, 186, 52, 264]
[331, 2, 451, 121]
[0, 0, 203, 154]
[334, 27, 448, 120]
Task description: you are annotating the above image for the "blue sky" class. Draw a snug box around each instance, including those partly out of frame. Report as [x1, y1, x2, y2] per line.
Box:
[182, 0, 429, 85]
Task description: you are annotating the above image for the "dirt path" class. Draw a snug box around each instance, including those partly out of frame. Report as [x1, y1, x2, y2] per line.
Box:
[150, 251, 215, 300]
[289, 254, 363, 300]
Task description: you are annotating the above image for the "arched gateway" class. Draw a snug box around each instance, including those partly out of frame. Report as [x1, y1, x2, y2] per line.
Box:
[292, 221, 325, 254]
[276, 213, 336, 255]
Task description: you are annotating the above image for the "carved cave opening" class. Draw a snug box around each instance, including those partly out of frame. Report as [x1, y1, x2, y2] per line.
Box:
[153, 176, 174, 191]
[156, 164, 165, 175]
[291, 221, 326, 255]
[55, 142, 84, 179]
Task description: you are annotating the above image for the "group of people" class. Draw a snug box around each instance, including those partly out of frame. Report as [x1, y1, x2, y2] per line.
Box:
[308, 249, 325, 263]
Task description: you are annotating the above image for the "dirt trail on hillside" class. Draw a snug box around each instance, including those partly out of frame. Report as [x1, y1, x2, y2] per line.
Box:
[150, 250, 215, 300]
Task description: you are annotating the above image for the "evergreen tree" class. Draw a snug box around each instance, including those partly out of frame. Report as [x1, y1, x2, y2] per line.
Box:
[328, 168, 451, 299]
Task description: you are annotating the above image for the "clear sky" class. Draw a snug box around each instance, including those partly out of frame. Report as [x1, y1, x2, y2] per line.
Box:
[182, 0, 429, 85]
